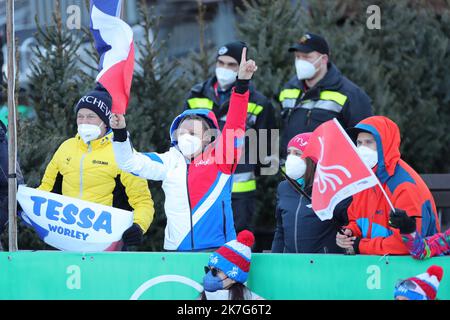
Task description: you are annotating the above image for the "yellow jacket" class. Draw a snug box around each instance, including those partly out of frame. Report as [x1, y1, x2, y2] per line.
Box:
[38, 132, 154, 233]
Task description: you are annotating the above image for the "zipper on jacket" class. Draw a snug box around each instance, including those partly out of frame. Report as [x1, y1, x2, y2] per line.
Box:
[306, 110, 312, 127]
[367, 187, 377, 238]
[368, 210, 375, 239]
[186, 164, 194, 250]
[79, 144, 92, 198]
[222, 201, 226, 240]
[294, 195, 303, 253]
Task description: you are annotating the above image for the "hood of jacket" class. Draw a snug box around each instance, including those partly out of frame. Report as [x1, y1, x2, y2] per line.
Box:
[169, 109, 219, 146]
[353, 116, 401, 183]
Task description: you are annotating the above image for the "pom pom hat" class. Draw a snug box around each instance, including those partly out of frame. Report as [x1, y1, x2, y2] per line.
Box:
[394, 265, 444, 300]
[208, 230, 255, 284]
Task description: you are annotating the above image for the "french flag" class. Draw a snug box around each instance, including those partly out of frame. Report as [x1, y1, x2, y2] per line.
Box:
[90, 0, 135, 114]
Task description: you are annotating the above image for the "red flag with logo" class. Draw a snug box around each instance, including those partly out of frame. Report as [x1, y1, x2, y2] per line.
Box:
[302, 119, 378, 221]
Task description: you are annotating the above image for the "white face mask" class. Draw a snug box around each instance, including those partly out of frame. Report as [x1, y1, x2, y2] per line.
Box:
[78, 123, 102, 144]
[215, 67, 238, 90]
[285, 155, 307, 180]
[178, 133, 202, 158]
[295, 55, 323, 80]
[357, 146, 378, 168]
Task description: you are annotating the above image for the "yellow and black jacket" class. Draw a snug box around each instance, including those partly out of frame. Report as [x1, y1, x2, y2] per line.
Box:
[38, 132, 154, 233]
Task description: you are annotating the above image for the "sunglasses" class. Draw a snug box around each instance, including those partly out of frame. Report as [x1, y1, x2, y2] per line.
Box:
[395, 279, 417, 291]
[204, 266, 218, 277]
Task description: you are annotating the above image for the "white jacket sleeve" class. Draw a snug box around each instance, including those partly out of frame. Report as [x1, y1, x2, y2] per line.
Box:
[112, 138, 169, 181]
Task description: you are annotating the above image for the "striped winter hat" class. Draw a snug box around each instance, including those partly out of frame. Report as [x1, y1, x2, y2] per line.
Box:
[394, 265, 444, 300]
[208, 230, 255, 284]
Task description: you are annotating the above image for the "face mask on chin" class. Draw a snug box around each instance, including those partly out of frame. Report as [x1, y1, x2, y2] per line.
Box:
[295, 55, 323, 80]
[78, 123, 103, 144]
[357, 145, 378, 168]
[177, 133, 202, 158]
[285, 154, 307, 180]
[215, 67, 238, 90]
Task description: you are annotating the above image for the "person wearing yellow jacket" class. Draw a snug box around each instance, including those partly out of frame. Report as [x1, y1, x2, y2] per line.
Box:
[38, 84, 154, 249]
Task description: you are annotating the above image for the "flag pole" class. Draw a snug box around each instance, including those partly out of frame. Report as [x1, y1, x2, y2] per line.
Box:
[374, 179, 395, 212]
[6, 0, 18, 251]
[279, 166, 312, 201]
[120, 0, 125, 18]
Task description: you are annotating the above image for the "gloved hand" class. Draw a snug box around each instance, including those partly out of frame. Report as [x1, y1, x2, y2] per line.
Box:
[122, 223, 144, 247]
[389, 208, 416, 234]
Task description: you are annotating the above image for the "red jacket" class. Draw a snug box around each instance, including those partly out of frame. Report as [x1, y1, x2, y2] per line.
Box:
[345, 116, 440, 255]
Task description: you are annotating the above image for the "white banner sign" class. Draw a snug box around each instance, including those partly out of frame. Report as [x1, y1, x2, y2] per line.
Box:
[17, 185, 133, 252]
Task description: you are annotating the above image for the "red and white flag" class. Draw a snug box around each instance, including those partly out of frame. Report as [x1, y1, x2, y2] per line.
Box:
[302, 119, 378, 221]
[90, 0, 135, 114]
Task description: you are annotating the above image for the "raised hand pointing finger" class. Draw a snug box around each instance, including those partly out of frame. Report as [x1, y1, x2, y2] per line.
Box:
[238, 47, 257, 80]
[241, 46, 247, 65]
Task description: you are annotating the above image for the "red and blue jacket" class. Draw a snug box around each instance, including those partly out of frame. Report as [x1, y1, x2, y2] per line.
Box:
[113, 86, 249, 251]
[346, 116, 440, 255]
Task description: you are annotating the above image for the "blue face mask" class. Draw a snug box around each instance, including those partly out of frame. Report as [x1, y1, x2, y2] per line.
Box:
[203, 270, 224, 292]
[296, 178, 305, 187]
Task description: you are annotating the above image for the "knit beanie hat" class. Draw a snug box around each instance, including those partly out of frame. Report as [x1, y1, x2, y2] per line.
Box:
[75, 83, 113, 127]
[288, 132, 312, 153]
[394, 265, 444, 300]
[208, 230, 255, 284]
[217, 41, 247, 65]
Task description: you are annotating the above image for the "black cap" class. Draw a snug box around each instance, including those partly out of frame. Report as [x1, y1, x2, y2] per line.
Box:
[75, 83, 113, 127]
[288, 33, 329, 55]
[346, 127, 371, 143]
[217, 41, 247, 64]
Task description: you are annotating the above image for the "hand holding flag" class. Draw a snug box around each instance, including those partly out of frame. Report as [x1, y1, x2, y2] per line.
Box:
[110, 113, 126, 129]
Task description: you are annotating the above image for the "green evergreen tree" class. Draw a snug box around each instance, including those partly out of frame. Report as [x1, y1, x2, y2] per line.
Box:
[177, 0, 216, 97]
[21, 4, 92, 187]
[294, 0, 450, 173]
[236, 0, 450, 250]
[347, 0, 450, 173]
[15, 0, 93, 249]
[290, 0, 450, 173]
[236, 0, 304, 99]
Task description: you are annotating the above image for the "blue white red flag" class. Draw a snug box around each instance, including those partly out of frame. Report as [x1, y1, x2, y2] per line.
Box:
[90, 0, 134, 114]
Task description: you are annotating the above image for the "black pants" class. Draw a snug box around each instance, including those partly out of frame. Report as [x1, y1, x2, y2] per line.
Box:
[231, 193, 255, 233]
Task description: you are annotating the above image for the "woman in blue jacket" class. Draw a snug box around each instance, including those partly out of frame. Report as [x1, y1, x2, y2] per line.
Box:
[271, 132, 348, 253]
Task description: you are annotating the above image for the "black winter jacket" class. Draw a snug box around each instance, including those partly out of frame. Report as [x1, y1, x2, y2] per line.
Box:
[271, 180, 350, 253]
[279, 63, 373, 159]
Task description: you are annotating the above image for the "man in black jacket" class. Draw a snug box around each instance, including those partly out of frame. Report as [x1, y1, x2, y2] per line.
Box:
[184, 41, 276, 232]
[279, 32, 373, 159]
